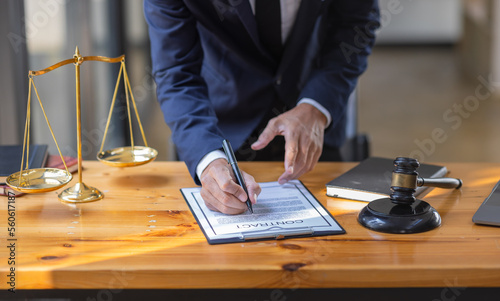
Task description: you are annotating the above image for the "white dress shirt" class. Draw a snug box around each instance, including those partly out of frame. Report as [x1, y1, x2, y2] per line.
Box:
[196, 0, 331, 179]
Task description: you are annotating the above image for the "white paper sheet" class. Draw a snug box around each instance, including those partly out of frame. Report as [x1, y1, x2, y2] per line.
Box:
[181, 180, 344, 244]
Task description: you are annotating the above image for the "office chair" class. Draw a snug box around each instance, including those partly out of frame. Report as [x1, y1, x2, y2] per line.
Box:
[340, 89, 370, 161]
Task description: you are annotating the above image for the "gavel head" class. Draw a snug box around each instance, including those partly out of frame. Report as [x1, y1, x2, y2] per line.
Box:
[390, 157, 420, 205]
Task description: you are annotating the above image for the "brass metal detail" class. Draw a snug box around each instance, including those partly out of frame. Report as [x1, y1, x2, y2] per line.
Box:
[6, 47, 156, 203]
[391, 173, 418, 189]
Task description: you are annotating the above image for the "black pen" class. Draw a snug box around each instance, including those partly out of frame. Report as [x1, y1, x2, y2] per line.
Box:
[222, 139, 253, 214]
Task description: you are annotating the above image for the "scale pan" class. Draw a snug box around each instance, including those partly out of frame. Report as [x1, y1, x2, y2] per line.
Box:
[6, 168, 73, 193]
[97, 146, 157, 167]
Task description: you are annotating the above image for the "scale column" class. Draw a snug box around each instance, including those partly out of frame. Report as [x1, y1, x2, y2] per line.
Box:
[58, 47, 104, 203]
[75, 46, 83, 183]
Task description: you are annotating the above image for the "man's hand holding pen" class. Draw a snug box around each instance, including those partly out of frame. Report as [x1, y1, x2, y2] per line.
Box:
[200, 158, 260, 215]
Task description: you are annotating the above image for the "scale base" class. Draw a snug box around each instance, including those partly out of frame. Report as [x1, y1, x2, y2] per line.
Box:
[58, 182, 103, 203]
[358, 198, 441, 234]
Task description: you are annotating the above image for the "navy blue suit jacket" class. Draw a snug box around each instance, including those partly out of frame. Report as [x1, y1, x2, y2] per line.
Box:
[144, 0, 379, 182]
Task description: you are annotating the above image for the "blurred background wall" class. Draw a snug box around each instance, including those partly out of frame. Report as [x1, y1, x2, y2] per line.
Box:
[358, 0, 500, 163]
[0, 0, 173, 161]
[1, 0, 499, 164]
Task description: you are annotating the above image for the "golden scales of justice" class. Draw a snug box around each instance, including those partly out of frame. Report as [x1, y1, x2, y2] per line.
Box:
[6, 47, 157, 203]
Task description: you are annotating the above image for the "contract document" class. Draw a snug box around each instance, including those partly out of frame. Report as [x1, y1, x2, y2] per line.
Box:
[181, 180, 345, 244]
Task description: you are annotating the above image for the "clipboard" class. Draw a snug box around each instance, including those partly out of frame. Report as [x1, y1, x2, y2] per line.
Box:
[180, 180, 345, 244]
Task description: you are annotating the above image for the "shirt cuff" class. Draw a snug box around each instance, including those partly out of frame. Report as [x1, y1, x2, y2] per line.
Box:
[196, 150, 227, 180]
[297, 98, 332, 127]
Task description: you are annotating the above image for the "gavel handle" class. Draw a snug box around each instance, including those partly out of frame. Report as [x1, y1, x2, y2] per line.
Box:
[417, 177, 463, 189]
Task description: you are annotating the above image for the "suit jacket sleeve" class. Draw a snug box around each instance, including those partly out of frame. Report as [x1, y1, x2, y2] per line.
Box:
[298, 0, 380, 131]
[144, 0, 224, 184]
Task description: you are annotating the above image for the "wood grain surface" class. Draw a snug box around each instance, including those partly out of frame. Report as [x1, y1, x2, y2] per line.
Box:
[1, 161, 499, 289]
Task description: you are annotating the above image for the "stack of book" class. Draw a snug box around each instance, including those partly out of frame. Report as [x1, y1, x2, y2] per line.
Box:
[325, 157, 448, 202]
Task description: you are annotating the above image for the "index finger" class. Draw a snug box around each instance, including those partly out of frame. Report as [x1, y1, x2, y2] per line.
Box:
[251, 120, 280, 150]
[279, 135, 298, 184]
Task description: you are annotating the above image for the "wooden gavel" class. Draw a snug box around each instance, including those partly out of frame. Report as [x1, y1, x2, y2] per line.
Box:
[358, 157, 463, 234]
[389, 157, 462, 205]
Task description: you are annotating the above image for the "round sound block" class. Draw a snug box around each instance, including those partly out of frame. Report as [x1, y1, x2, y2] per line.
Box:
[358, 197, 441, 234]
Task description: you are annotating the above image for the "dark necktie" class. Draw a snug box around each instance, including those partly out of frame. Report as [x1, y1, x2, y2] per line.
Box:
[255, 0, 282, 60]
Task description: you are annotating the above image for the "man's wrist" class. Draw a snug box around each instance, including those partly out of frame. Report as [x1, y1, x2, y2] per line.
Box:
[297, 98, 331, 127]
[196, 150, 227, 180]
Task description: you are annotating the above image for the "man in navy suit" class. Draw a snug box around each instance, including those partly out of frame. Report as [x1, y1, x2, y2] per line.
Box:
[144, 0, 379, 214]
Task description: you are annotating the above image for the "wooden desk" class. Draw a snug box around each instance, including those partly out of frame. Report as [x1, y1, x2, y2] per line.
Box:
[1, 161, 500, 292]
